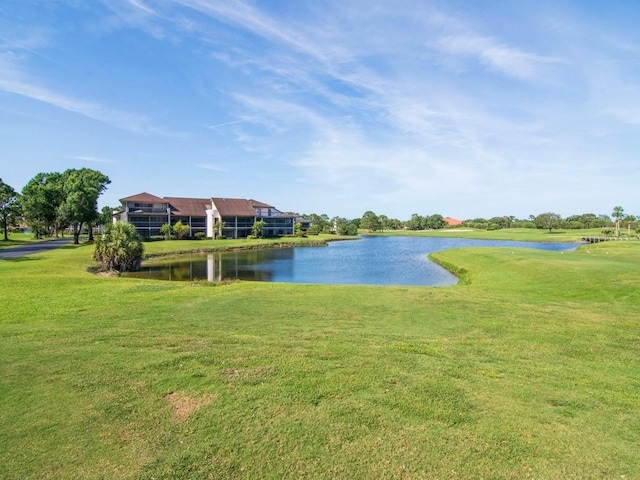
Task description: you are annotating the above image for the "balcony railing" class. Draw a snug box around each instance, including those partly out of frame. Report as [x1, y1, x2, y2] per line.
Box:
[128, 207, 169, 214]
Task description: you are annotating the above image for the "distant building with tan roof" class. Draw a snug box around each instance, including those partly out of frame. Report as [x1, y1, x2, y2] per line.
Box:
[117, 193, 295, 238]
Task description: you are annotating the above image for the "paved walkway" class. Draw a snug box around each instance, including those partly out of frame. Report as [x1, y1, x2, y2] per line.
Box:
[0, 238, 74, 259]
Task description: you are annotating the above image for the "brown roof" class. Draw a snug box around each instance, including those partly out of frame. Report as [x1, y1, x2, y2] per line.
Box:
[165, 197, 210, 217]
[211, 198, 257, 217]
[444, 217, 463, 226]
[248, 199, 274, 208]
[119, 192, 165, 203]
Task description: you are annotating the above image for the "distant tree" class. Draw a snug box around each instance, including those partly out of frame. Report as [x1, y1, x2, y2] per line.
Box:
[98, 206, 116, 228]
[252, 219, 266, 238]
[426, 214, 446, 230]
[94, 222, 143, 272]
[622, 214, 636, 236]
[172, 220, 189, 239]
[407, 213, 425, 230]
[0, 179, 22, 241]
[534, 212, 562, 233]
[378, 214, 390, 232]
[303, 213, 331, 234]
[487, 215, 515, 230]
[294, 221, 304, 237]
[21, 172, 65, 238]
[331, 217, 358, 236]
[388, 218, 403, 230]
[360, 211, 381, 232]
[612, 206, 624, 237]
[159, 223, 172, 240]
[464, 217, 489, 229]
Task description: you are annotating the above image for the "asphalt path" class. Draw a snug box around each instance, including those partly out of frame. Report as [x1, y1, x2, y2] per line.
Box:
[0, 238, 74, 259]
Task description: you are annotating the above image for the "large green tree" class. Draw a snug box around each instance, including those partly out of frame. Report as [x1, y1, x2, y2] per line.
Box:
[59, 168, 110, 244]
[534, 212, 562, 233]
[21, 172, 65, 238]
[407, 213, 425, 230]
[0, 179, 22, 241]
[426, 214, 446, 230]
[360, 211, 381, 232]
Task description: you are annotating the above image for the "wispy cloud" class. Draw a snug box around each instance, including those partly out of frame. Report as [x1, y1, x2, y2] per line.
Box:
[207, 119, 245, 130]
[70, 155, 111, 163]
[436, 34, 562, 81]
[0, 49, 171, 135]
[197, 163, 227, 172]
[0, 76, 161, 134]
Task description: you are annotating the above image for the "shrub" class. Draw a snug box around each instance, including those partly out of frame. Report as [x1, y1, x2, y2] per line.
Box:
[172, 220, 189, 240]
[159, 223, 172, 240]
[194, 232, 205, 240]
[93, 222, 144, 272]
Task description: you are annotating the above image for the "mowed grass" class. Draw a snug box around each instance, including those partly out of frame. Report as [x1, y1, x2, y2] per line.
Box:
[366, 226, 633, 243]
[1, 238, 639, 479]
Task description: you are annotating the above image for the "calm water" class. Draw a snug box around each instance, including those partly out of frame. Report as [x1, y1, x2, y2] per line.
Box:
[125, 236, 579, 286]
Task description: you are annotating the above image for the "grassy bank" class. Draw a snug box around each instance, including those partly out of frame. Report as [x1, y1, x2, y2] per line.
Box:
[1, 239, 639, 479]
[141, 234, 349, 258]
[365, 227, 635, 242]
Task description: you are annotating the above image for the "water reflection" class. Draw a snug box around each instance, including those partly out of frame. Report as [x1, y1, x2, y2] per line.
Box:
[128, 248, 295, 282]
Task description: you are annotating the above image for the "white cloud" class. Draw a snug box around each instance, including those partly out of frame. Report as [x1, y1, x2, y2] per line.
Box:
[197, 163, 227, 172]
[436, 33, 562, 81]
[71, 155, 111, 163]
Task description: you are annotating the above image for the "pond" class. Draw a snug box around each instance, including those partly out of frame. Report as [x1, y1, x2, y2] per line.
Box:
[124, 236, 580, 286]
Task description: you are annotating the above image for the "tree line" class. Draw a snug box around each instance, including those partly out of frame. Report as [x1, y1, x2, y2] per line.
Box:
[301, 208, 638, 236]
[0, 169, 110, 243]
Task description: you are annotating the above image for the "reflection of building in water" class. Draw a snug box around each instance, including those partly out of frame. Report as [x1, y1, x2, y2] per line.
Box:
[127, 249, 296, 282]
[207, 254, 219, 282]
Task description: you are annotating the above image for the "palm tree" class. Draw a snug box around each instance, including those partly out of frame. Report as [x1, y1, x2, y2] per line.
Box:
[94, 222, 143, 271]
[623, 214, 636, 236]
[612, 206, 624, 237]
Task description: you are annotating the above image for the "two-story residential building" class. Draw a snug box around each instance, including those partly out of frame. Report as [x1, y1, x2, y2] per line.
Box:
[117, 193, 295, 239]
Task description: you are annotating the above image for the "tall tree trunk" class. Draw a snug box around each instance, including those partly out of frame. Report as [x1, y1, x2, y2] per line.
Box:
[73, 221, 83, 244]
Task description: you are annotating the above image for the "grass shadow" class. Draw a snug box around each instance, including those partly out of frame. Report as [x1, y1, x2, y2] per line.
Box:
[0, 256, 40, 263]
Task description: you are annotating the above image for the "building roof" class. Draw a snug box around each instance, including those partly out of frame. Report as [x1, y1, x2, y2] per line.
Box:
[211, 198, 258, 217]
[165, 197, 210, 217]
[444, 217, 463, 226]
[119, 192, 165, 203]
[248, 199, 274, 208]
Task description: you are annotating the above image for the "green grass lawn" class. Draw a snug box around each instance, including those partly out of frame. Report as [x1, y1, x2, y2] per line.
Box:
[1, 237, 638, 479]
[366, 226, 634, 243]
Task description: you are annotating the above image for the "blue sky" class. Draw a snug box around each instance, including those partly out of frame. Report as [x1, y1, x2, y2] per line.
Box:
[1, 1, 638, 220]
